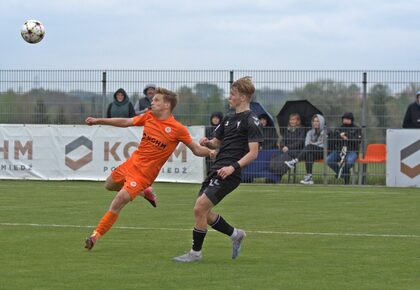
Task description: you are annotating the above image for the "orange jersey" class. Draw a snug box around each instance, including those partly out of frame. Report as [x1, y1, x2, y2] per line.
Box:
[129, 111, 193, 184]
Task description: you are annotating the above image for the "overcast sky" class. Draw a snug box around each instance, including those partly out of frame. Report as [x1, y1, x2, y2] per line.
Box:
[2, 0, 420, 70]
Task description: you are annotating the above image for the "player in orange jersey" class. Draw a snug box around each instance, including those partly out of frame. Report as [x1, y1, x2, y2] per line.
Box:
[84, 87, 215, 250]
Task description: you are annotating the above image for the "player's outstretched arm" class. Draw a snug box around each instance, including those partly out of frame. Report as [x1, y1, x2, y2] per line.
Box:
[85, 117, 134, 127]
[186, 141, 216, 157]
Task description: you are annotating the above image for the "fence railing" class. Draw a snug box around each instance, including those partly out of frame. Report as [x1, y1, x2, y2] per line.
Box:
[236, 126, 385, 185]
[1, 70, 419, 185]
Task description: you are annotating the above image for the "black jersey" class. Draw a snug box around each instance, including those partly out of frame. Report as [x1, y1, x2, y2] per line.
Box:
[211, 110, 263, 173]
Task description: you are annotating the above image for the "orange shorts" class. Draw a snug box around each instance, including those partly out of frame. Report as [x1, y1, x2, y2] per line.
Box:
[111, 158, 149, 200]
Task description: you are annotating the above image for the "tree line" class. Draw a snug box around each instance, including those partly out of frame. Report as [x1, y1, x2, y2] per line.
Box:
[0, 80, 417, 141]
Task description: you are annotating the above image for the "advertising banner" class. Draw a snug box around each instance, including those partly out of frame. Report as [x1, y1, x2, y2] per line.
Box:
[0, 124, 205, 183]
[386, 129, 420, 187]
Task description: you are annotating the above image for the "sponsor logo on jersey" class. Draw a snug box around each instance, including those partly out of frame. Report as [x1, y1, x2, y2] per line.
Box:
[141, 133, 167, 149]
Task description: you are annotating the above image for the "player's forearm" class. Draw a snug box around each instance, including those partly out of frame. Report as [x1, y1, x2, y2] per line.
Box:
[194, 146, 212, 157]
[188, 141, 214, 157]
[206, 138, 220, 150]
[95, 118, 132, 127]
[237, 150, 258, 168]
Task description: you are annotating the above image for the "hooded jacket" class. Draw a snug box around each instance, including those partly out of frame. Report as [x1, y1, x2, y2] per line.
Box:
[206, 111, 224, 138]
[106, 88, 135, 118]
[305, 114, 326, 148]
[258, 113, 279, 149]
[402, 92, 420, 128]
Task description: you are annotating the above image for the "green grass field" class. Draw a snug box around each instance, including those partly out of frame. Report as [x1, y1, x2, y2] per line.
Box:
[0, 180, 419, 290]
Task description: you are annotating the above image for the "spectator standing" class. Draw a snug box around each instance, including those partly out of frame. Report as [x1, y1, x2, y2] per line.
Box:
[205, 112, 223, 173]
[402, 90, 420, 128]
[134, 84, 157, 115]
[206, 112, 223, 139]
[258, 113, 279, 149]
[106, 88, 135, 118]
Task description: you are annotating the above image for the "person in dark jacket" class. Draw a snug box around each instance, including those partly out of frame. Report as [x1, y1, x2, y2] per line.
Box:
[279, 113, 306, 159]
[258, 113, 279, 150]
[269, 113, 306, 179]
[327, 112, 362, 184]
[106, 88, 135, 118]
[205, 112, 223, 139]
[205, 112, 223, 173]
[134, 83, 156, 115]
[402, 90, 420, 128]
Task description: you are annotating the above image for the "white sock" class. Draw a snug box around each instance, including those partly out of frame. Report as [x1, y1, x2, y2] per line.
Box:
[190, 249, 201, 256]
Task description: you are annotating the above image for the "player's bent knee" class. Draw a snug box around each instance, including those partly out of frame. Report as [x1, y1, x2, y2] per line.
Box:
[193, 205, 204, 217]
[193, 203, 209, 219]
[194, 197, 212, 218]
[104, 180, 123, 191]
[104, 175, 121, 191]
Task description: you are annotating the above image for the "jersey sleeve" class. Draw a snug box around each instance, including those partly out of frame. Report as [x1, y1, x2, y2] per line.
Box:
[178, 125, 193, 145]
[132, 111, 150, 126]
[248, 116, 264, 143]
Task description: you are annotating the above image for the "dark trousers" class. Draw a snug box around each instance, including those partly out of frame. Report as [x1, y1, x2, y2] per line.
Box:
[297, 145, 323, 174]
[327, 150, 358, 184]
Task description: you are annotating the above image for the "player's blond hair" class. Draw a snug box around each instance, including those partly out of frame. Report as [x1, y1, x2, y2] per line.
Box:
[232, 76, 255, 100]
[156, 87, 178, 111]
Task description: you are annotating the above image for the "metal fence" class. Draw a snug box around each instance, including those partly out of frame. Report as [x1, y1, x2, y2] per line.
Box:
[1, 70, 419, 185]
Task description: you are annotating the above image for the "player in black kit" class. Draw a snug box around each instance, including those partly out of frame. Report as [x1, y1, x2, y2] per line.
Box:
[173, 76, 263, 262]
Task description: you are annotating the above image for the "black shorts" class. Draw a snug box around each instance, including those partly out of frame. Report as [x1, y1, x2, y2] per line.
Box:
[198, 170, 241, 205]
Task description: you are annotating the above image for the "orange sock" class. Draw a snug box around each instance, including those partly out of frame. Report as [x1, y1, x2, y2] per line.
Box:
[94, 210, 119, 237]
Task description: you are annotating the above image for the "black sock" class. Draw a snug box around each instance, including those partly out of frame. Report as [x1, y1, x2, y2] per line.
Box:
[209, 215, 234, 236]
[192, 227, 207, 252]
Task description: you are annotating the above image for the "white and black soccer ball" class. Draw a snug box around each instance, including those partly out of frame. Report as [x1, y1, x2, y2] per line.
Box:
[21, 20, 45, 44]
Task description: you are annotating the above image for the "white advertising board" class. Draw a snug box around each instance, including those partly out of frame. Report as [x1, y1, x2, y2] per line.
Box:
[386, 129, 420, 187]
[0, 124, 205, 183]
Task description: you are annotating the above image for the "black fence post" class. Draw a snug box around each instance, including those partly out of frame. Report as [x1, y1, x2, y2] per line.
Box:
[102, 71, 107, 118]
[359, 72, 368, 185]
[227, 70, 234, 111]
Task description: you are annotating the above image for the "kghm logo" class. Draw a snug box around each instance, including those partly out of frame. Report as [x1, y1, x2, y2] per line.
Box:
[65, 136, 93, 170]
[141, 133, 167, 149]
[400, 139, 420, 178]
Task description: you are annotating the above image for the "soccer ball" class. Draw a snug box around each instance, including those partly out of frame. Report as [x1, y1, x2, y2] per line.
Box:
[21, 20, 45, 44]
